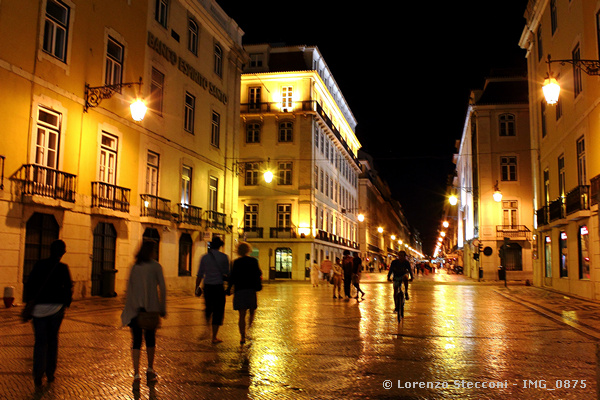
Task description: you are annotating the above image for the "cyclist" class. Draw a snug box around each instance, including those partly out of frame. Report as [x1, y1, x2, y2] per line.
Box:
[387, 251, 414, 311]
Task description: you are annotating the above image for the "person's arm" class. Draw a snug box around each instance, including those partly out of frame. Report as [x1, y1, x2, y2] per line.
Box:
[195, 256, 204, 296]
[387, 262, 394, 280]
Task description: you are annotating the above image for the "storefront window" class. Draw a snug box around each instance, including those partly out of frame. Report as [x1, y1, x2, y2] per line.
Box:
[544, 236, 552, 278]
[559, 231, 568, 278]
[578, 226, 590, 280]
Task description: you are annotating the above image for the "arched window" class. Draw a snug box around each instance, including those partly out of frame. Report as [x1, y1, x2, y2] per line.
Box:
[188, 19, 198, 55]
[499, 113, 515, 136]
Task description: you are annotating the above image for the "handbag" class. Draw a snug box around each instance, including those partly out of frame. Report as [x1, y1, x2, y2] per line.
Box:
[255, 276, 263, 292]
[137, 309, 161, 330]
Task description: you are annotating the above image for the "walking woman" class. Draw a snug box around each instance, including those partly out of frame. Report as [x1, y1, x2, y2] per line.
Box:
[227, 242, 262, 344]
[310, 259, 320, 287]
[24, 240, 72, 390]
[121, 241, 167, 387]
[332, 257, 343, 298]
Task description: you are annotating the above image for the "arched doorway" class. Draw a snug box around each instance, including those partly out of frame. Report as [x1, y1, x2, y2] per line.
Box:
[24, 213, 59, 285]
[92, 222, 117, 296]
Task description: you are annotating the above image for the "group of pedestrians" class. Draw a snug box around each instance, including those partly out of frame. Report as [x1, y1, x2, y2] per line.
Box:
[23, 236, 262, 391]
[312, 250, 365, 299]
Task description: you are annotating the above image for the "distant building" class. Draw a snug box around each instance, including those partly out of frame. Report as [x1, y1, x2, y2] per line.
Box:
[0, 0, 245, 299]
[238, 44, 361, 279]
[454, 72, 533, 281]
[520, 1, 600, 299]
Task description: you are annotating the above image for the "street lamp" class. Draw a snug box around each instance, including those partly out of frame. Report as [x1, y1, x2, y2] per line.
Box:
[84, 77, 147, 121]
[542, 54, 600, 104]
[448, 194, 458, 206]
[493, 180, 502, 202]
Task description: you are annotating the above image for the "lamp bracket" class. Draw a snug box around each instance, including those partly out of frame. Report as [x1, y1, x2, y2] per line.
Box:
[547, 55, 600, 76]
[84, 77, 143, 112]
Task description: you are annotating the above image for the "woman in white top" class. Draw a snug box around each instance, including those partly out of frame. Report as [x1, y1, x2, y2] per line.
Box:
[121, 241, 166, 387]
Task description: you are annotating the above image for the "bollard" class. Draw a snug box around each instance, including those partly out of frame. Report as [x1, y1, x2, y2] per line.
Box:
[3, 286, 15, 308]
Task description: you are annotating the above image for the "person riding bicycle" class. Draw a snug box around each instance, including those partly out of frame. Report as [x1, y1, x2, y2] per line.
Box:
[387, 251, 414, 310]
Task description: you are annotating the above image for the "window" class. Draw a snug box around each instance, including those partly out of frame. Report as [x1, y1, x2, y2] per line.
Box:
[43, 0, 69, 62]
[573, 45, 582, 98]
[244, 162, 259, 186]
[278, 162, 292, 185]
[99, 132, 118, 185]
[209, 176, 218, 211]
[249, 87, 261, 111]
[181, 165, 192, 205]
[184, 92, 195, 133]
[544, 236, 552, 278]
[559, 231, 568, 277]
[155, 0, 168, 28]
[178, 233, 193, 276]
[537, 27, 543, 61]
[543, 168, 550, 205]
[211, 111, 220, 147]
[499, 114, 515, 136]
[214, 43, 222, 77]
[249, 53, 263, 68]
[150, 67, 165, 115]
[35, 107, 61, 171]
[277, 204, 292, 228]
[577, 137, 586, 185]
[502, 200, 518, 227]
[188, 19, 198, 55]
[324, 173, 329, 196]
[105, 36, 123, 86]
[541, 100, 547, 138]
[146, 151, 159, 196]
[281, 86, 293, 111]
[91, 222, 117, 295]
[275, 247, 292, 278]
[279, 121, 293, 142]
[246, 123, 260, 143]
[550, 0, 557, 35]
[558, 155, 565, 198]
[244, 204, 258, 228]
[579, 226, 590, 279]
[500, 156, 517, 181]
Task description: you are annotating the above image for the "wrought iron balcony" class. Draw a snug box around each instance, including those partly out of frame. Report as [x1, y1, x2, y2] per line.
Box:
[140, 194, 171, 220]
[17, 164, 76, 202]
[565, 185, 590, 215]
[496, 225, 531, 240]
[536, 205, 549, 227]
[270, 226, 297, 238]
[92, 182, 130, 212]
[240, 226, 264, 238]
[177, 203, 202, 225]
[205, 210, 227, 230]
[591, 174, 600, 206]
[548, 197, 565, 222]
[240, 100, 315, 114]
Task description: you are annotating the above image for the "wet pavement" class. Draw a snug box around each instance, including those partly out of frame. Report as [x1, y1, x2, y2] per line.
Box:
[1, 270, 599, 399]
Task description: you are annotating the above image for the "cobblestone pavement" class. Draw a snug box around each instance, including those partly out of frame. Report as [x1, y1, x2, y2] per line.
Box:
[1, 271, 598, 399]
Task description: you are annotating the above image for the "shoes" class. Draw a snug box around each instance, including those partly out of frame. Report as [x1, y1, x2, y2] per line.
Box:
[34, 378, 43, 390]
[212, 338, 223, 344]
[405, 292, 409, 301]
[361, 293, 365, 299]
[333, 295, 337, 298]
[146, 370, 158, 384]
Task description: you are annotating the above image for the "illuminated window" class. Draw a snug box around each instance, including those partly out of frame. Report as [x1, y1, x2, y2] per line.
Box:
[43, 0, 69, 62]
[544, 236, 552, 278]
[146, 151, 159, 196]
[249, 87, 261, 111]
[181, 165, 192, 205]
[281, 86, 293, 110]
[105, 36, 123, 86]
[559, 231, 567, 277]
[579, 226, 590, 279]
[209, 176, 218, 211]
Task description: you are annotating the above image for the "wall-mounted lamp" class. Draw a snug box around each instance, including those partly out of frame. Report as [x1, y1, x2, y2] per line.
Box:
[235, 158, 273, 183]
[493, 180, 502, 202]
[377, 227, 384, 233]
[448, 194, 458, 206]
[84, 77, 147, 121]
[542, 54, 600, 104]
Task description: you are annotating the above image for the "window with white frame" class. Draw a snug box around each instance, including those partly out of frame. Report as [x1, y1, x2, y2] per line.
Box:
[249, 87, 261, 111]
[99, 132, 118, 185]
[244, 204, 258, 228]
[35, 107, 62, 171]
[249, 53, 263, 68]
[209, 176, 218, 211]
[188, 19, 198, 55]
[43, 0, 70, 62]
[277, 204, 292, 228]
[500, 156, 517, 181]
[278, 162, 292, 185]
[502, 200, 518, 227]
[281, 86, 293, 110]
[146, 151, 159, 196]
[184, 92, 195, 133]
[181, 165, 192, 205]
[245, 162, 259, 186]
[499, 114, 515, 136]
[211, 111, 220, 147]
[577, 137, 586, 185]
[105, 36, 123, 86]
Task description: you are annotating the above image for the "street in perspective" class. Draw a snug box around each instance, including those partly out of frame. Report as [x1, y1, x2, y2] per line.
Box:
[1, 270, 598, 400]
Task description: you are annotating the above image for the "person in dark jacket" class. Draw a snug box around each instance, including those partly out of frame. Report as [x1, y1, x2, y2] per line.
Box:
[341, 250, 354, 299]
[226, 242, 262, 344]
[23, 239, 73, 389]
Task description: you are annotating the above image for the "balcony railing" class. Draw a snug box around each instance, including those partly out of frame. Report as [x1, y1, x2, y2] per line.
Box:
[270, 226, 297, 238]
[496, 225, 531, 240]
[240, 100, 314, 114]
[548, 197, 565, 222]
[91, 182, 130, 212]
[140, 194, 171, 220]
[536, 206, 549, 227]
[17, 164, 76, 202]
[591, 174, 600, 206]
[178, 203, 202, 225]
[565, 185, 590, 215]
[205, 210, 227, 230]
[0, 155, 4, 190]
[240, 227, 264, 238]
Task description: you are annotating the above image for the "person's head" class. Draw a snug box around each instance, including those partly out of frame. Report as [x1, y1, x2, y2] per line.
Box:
[237, 241, 252, 257]
[210, 236, 224, 250]
[399, 251, 407, 260]
[343, 250, 350, 256]
[136, 241, 156, 263]
[50, 240, 66, 260]
[335, 257, 340, 263]
[353, 252, 360, 258]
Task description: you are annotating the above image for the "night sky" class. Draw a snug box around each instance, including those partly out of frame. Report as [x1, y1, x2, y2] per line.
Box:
[216, 1, 530, 255]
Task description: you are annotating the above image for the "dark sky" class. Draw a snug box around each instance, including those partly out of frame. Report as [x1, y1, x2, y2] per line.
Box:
[216, 1, 530, 255]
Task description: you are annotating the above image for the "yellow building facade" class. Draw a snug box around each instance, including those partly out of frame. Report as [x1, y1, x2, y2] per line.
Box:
[238, 44, 361, 279]
[0, 0, 245, 300]
[520, 0, 600, 299]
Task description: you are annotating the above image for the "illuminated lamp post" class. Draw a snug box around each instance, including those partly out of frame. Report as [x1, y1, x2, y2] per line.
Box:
[542, 54, 600, 105]
[84, 77, 147, 121]
[493, 181, 502, 202]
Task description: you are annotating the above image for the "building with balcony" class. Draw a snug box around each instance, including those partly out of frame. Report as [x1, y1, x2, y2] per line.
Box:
[454, 72, 533, 281]
[238, 44, 361, 279]
[519, 0, 600, 299]
[0, 0, 245, 299]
